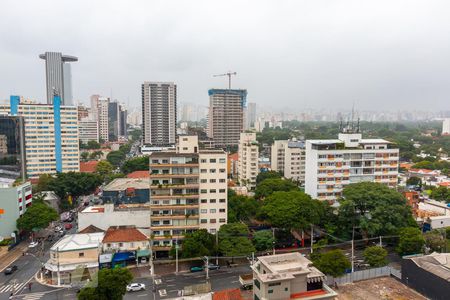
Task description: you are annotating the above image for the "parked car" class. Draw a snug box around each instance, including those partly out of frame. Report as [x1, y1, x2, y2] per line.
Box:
[190, 266, 204, 272]
[29, 241, 39, 248]
[4, 265, 18, 275]
[126, 283, 146, 292]
[207, 264, 220, 270]
[64, 223, 73, 230]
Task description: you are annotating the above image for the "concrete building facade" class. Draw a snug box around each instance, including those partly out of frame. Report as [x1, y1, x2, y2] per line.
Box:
[442, 118, 450, 135]
[305, 132, 399, 202]
[78, 119, 99, 143]
[207, 89, 247, 148]
[149, 136, 227, 255]
[0, 96, 80, 177]
[142, 82, 177, 146]
[271, 139, 306, 184]
[238, 132, 259, 190]
[39, 52, 78, 105]
[0, 182, 32, 240]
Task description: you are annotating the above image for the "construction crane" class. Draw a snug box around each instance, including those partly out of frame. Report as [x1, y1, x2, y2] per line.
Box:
[213, 71, 237, 89]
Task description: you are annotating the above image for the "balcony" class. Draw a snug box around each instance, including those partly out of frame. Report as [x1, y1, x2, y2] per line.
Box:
[150, 173, 199, 178]
[150, 162, 199, 168]
[151, 214, 199, 220]
[150, 224, 200, 230]
[150, 183, 199, 189]
[151, 194, 199, 199]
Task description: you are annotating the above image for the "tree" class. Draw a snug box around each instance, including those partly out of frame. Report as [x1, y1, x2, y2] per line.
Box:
[254, 178, 298, 199]
[253, 230, 274, 251]
[107, 151, 126, 167]
[95, 160, 114, 182]
[397, 227, 425, 256]
[78, 268, 133, 300]
[218, 223, 255, 257]
[179, 229, 215, 258]
[87, 140, 101, 149]
[33, 174, 54, 193]
[80, 152, 89, 162]
[256, 171, 281, 184]
[313, 250, 350, 278]
[424, 230, 446, 253]
[17, 202, 58, 232]
[227, 192, 259, 223]
[431, 186, 450, 202]
[129, 129, 142, 141]
[363, 246, 388, 267]
[337, 182, 416, 239]
[259, 191, 327, 231]
[89, 151, 103, 161]
[406, 176, 422, 187]
[121, 156, 149, 174]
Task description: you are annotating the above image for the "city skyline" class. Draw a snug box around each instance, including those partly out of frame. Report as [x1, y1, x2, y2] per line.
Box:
[2, 1, 450, 111]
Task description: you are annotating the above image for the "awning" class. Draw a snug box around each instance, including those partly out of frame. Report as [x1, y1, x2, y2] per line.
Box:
[112, 251, 135, 262]
[137, 249, 150, 257]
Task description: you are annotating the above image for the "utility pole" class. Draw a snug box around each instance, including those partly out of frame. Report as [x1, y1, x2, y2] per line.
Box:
[204, 256, 209, 281]
[216, 233, 219, 265]
[379, 236, 382, 247]
[175, 238, 179, 274]
[310, 225, 314, 254]
[351, 227, 355, 273]
[272, 228, 276, 255]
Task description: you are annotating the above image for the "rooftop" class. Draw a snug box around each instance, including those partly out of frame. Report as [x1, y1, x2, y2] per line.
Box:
[51, 233, 104, 252]
[103, 226, 148, 243]
[78, 225, 104, 234]
[126, 170, 150, 179]
[80, 161, 99, 173]
[408, 253, 450, 281]
[103, 178, 150, 191]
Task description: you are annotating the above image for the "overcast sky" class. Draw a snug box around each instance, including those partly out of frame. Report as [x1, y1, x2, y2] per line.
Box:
[1, 0, 450, 111]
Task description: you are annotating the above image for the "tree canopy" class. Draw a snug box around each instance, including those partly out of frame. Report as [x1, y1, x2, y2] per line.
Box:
[363, 246, 388, 267]
[17, 202, 58, 232]
[431, 186, 450, 202]
[121, 156, 149, 174]
[397, 227, 425, 256]
[259, 191, 327, 231]
[78, 268, 133, 300]
[107, 151, 126, 167]
[218, 223, 255, 256]
[313, 249, 350, 278]
[252, 230, 274, 251]
[256, 171, 281, 184]
[254, 178, 298, 199]
[227, 191, 259, 223]
[424, 230, 446, 253]
[337, 182, 416, 238]
[178, 229, 215, 258]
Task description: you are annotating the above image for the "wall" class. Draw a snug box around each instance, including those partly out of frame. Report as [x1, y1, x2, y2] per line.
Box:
[78, 206, 150, 231]
[0, 182, 32, 238]
[50, 247, 99, 265]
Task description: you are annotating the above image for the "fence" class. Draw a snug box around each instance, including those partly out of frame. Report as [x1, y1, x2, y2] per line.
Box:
[326, 266, 401, 285]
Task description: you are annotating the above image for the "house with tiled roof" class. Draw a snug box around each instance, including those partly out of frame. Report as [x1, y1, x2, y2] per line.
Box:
[80, 161, 99, 173]
[102, 226, 149, 253]
[127, 170, 150, 179]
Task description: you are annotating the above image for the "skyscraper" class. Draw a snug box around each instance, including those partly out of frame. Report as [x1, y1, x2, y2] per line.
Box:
[141, 82, 177, 146]
[39, 52, 78, 105]
[245, 102, 256, 130]
[108, 101, 120, 142]
[207, 89, 247, 148]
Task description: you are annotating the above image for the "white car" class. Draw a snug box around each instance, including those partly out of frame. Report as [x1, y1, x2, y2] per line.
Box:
[29, 241, 39, 248]
[126, 283, 146, 292]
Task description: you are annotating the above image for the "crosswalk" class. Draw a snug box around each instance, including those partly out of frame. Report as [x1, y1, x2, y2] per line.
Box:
[21, 292, 45, 300]
[0, 282, 26, 294]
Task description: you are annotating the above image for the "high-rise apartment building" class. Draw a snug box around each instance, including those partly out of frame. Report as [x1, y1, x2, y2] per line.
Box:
[207, 89, 247, 148]
[0, 95, 79, 178]
[108, 101, 120, 142]
[442, 118, 450, 135]
[79, 119, 99, 143]
[271, 139, 306, 184]
[245, 102, 257, 130]
[149, 136, 227, 256]
[90, 96, 110, 142]
[238, 132, 259, 190]
[305, 131, 399, 202]
[39, 52, 78, 105]
[119, 106, 127, 138]
[142, 82, 177, 146]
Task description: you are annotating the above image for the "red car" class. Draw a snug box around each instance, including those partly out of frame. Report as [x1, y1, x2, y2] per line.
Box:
[64, 223, 73, 230]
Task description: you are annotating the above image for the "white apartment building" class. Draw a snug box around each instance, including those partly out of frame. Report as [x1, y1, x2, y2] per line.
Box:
[0, 99, 79, 177]
[443, 118, 450, 135]
[149, 136, 227, 256]
[141, 82, 177, 146]
[271, 139, 306, 184]
[305, 132, 399, 202]
[97, 97, 110, 142]
[252, 253, 337, 300]
[79, 119, 99, 143]
[238, 132, 259, 190]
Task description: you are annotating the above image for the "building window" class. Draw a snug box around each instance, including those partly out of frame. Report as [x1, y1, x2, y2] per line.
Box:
[201, 179, 207, 183]
[210, 169, 216, 173]
[219, 218, 226, 223]
[219, 209, 225, 213]
[219, 169, 226, 173]
[219, 179, 226, 183]
[79, 253, 84, 257]
[119, 243, 123, 247]
[285, 287, 288, 292]
[254, 279, 260, 289]
[201, 159, 207, 163]
[269, 282, 281, 287]
[201, 189, 207, 194]
[219, 189, 225, 193]
[210, 209, 216, 213]
[219, 158, 226, 163]
[201, 199, 207, 203]
[201, 209, 207, 213]
[210, 179, 216, 183]
[219, 199, 225, 203]
[210, 159, 216, 163]
[201, 169, 207, 173]
[268, 290, 273, 294]
[201, 219, 207, 224]
[210, 189, 216, 193]
[210, 199, 216, 203]
[210, 219, 216, 223]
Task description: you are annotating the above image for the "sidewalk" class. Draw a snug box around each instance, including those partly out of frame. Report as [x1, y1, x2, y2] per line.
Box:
[0, 242, 29, 272]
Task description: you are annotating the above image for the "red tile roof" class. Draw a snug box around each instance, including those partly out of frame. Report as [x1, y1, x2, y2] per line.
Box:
[127, 171, 150, 178]
[228, 153, 239, 161]
[79, 225, 104, 234]
[213, 289, 243, 300]
[80, 161, 99, 173]
[291, 290, 327, 299]
[103, 226, 148, 243]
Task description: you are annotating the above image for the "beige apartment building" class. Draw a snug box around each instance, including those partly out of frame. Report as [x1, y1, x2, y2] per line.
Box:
[252, 253, 337, 300]
[149, 136, 227, 256]
[0, 100, 79, 177]
[238, 132, 259, 190]
[271, 139, 306, 184]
